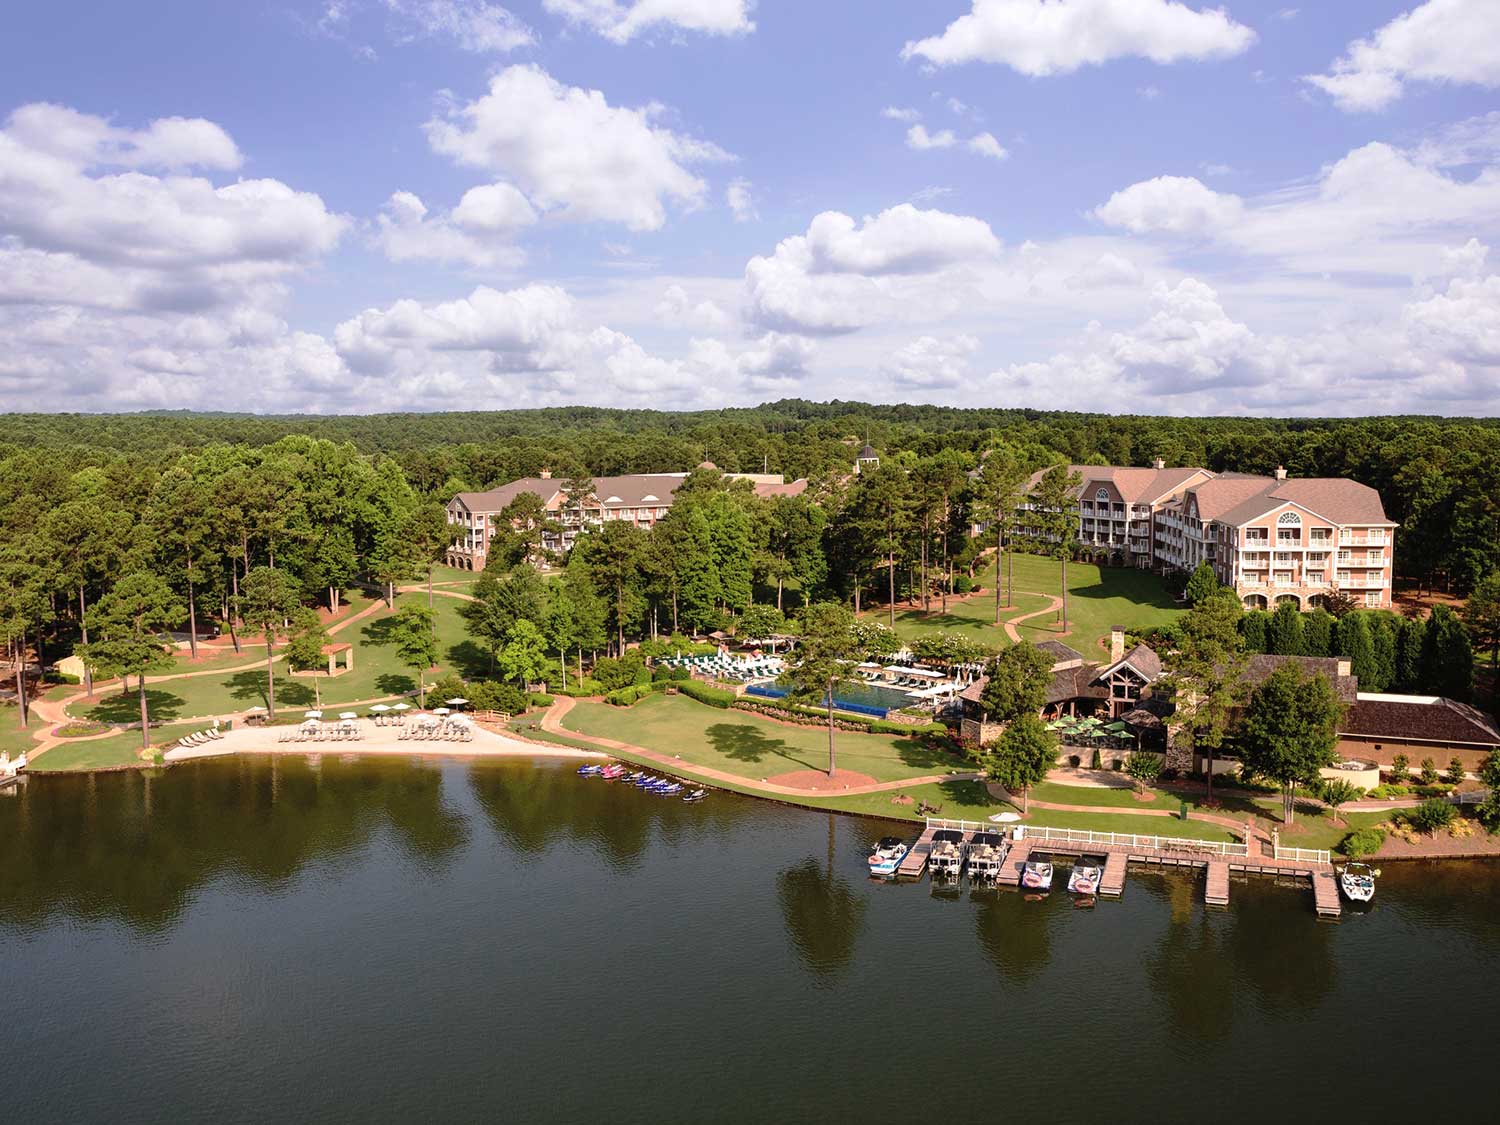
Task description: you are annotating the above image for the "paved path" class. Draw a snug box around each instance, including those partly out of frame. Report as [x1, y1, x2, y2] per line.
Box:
[1003, 592, 1068, 643]
[541, 696, 976, 797]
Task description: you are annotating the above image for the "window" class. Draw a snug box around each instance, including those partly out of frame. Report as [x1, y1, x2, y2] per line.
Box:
[1337, 549, 1351, 562]
[1366, 592, 1381, 607]
[1095, 487, 1110, 502]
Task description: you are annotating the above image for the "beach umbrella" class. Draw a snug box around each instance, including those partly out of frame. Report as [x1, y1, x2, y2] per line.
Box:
[303, 709, 322, 718]
[445, 697, 468, 706]
[433, 707, 451, 715]
[393, 702, 411, 712]
[370, 704, 390, 713]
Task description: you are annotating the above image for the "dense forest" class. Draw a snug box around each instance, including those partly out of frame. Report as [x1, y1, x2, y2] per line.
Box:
[3, 402, 1498, 591]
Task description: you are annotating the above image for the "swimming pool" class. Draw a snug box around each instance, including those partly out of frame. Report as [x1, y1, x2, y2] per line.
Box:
[744, 679, 918, 718]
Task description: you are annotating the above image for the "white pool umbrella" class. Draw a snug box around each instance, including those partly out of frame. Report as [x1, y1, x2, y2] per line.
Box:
[304, 709, 322, 718]
[370, 704, 390, 713]
[433, 707, 451, 715]
[445, 697, 468, 706]
[393, 702, 411, 711]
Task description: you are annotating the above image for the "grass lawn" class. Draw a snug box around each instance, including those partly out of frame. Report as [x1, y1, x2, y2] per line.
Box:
[559, 693, 970, 783]
[0, 707, 40, 758]
[860, 555, 1182, 660]
[27, 721, 205, 771]
[65, 591, 487, 724]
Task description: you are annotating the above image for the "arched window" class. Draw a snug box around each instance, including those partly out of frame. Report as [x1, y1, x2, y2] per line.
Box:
[1095, 487, 1110, 502]
[1277, 511, 1302, 526]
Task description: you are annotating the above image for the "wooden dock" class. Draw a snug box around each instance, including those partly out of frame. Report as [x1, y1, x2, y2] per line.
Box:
[1100, 852, 1128, 897]
[996, 839, 1032, 886]
[897, 825, 937, 878]
[1311, 871, 1342, 917]
[1205, 861, 1230, 906]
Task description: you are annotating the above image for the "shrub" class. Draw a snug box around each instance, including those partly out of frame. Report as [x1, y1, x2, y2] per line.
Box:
[1068, 755, 1081, 768]
[527, 693, 553, 708]
[1319, 778, 1361, 819]
[1446, 756, 1467, 786]
[1090, 749, 1102, 770]
[1408, 798, 1456, 835]
[592, 651, 648, 692]
[1113, 759, 1125, 772]
[653, 665, 691, 682]
[952, 574, 974, 595]
[679, 680, 735, 708]
[1126, 752, 1163, 792]
[1390, 754, 1410, 783]
[605, 683, 657, 707]
[467, 680, 527, 715]
[1419, 757, 1439, 786]
[1340, 827, 1385, 858]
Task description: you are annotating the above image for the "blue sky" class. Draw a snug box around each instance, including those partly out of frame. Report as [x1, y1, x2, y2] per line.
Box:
[2, 1, 1499, 414]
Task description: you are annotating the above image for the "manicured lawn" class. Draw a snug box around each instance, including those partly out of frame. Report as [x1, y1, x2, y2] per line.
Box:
[860, 555, 1182, 660]
[1008, 553, 1182, 659]
[0, 708, 39, 758]
[559, 693, 969, 783]
[65, 591, 485, 724]
[28, 721, 205, 772]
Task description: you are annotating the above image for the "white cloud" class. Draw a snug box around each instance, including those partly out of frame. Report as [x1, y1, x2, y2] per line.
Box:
[1137, 83, 1161, 100]
[1093, 175, 1244, 235]
[656, 283, 730, 330]
[1065, 252, 1143, 288]
[424, 65, 731, 231]
[543, 0, 754, 44]
[1306, 0, 1500, 112]
[4, 102, 242, 170]
[726, 177, 758, 222]
[383, 1, 534, 52]
[907, 124, 1008, 159]
[910, 185, 954, 204]
[744, 205, 1001, 335]
[903, 0, 1256, 76]
[907, 124, 958, 150]
[968, 131, 1008, 160]
[374, 184, 535, 267]
[883, 334, 980, 388]
[882, 106, 922, 122]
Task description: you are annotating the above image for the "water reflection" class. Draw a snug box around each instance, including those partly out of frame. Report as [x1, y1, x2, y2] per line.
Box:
[776, 815, 867, 983]
[973, 891, 1055, 982]
[0, 756, 467, 933]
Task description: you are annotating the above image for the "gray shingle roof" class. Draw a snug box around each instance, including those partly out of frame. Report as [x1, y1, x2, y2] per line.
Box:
[1342, 697, 1500, 747]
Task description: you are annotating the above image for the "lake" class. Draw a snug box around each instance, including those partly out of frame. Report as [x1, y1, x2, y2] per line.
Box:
[3, 756, 1497, 1123]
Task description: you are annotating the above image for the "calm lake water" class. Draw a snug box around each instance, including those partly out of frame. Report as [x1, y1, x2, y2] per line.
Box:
[3, 756, 1498, 1123]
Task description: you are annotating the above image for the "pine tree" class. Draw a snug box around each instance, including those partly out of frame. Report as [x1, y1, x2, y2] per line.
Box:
[1370, 614, 1398, 692]
[1302, 608, 1334, 657]
[1336, 612, 1378, 688]
[1266, 601, 1305, 656]
[1422, 605, 1474, 702]
[1184, 561, 1220, 606]
[1239, 609, 1268, 653]
[1395, 615, 1426, 692]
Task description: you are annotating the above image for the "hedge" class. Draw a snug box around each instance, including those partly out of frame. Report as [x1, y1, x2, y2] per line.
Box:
[605, 681, 672, 707]
[1340, 827, 1385, 858]
[528, 693, 554, 708]
[678, 680, 736, 708]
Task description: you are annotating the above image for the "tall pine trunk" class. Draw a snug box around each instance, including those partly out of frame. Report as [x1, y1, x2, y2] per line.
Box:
[1061, 554, 1070, 633]
[138, 675, 150, 749]
[887, 549, 896, 629]
[186, 553, 198, 660]
[825, 678, 837, 777]
[229, 560, 242, 654]
[995, 524, 1004, 624]
[79, 584, 93, 698]
[265, 635, 277, 720]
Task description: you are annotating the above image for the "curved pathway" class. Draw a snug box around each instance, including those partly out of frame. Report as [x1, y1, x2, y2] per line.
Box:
[1002, 592, 1068, 643]
[540, 696, 977, 797]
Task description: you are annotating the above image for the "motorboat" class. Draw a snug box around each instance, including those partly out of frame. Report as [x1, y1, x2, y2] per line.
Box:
[600, 765, 627, 780]
[682, 789, 707, 803]
[966, 832, 1008, 882]
[1021, 852, 1055, 891]
[867, 836, 909, 877]
[577, 764, 604, 776]
[928, 829, 967, 879]
[655, 783, 683, 795]
[1339, 862, 1377, 903]
[1068, 856, 1104, 896]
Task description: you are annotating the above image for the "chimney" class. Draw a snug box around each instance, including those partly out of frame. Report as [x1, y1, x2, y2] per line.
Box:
[1110, 625, 1126, 664]
[1152, 456, 1165, 470]
[540, 467, 552, 479]
[1274, 465, 1287, 480]
[1337, 659, 1352, 680]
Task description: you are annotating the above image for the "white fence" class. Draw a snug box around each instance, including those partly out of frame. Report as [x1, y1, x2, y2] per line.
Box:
[1272, 844, 1332, 865]
[928, 818, 1251, 858]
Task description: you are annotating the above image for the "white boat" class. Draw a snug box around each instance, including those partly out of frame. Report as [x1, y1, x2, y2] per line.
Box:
[1068, 857, 1104, 896]
[928, 829, 968, 879]
[1339, 862, 1377, 903]
[867, 836, 909, 877]
[966, 832, 1008, 882]
[1021, 852, 1054, 891]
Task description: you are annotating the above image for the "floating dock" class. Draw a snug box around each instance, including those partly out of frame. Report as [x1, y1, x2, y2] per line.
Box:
[897, 824, 938, 878]
[923, 819, 1340, 916]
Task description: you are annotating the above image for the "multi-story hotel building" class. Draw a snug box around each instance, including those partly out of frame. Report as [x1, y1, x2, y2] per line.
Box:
[446, 467, 806, 570]
[1019, 462, 1397, 610]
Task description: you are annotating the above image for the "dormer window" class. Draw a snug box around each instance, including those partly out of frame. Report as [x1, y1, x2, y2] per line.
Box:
[1095, 487, 1110, 502]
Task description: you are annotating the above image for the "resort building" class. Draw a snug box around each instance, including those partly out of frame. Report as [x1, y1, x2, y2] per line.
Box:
[446, 468, 807, 570]
[1017, 461, 1397, 610]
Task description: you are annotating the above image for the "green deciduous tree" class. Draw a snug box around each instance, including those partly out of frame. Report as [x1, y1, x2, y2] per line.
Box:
[1239, 663, 1344, 825]
[738, 603, 786, 641]
[284, 607, 331, 708]
[977, 640, 1053, 724]
[1421, 604, 1474, 702]
[82, 573, 184, 748]
[240, 566, 302, 720]
[779, 602, 860, 777]
[498, 618, 549, 688]
[1163, 593, 1247, 802]
[391, 603, 439, 707]
[985, 714, 1057, 812]
[1184, 562, 1220, 607]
